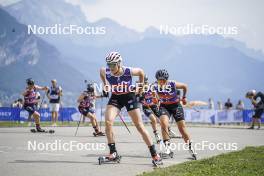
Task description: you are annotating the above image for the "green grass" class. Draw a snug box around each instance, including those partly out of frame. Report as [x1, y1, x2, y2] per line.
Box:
[139, 146, 264, 176]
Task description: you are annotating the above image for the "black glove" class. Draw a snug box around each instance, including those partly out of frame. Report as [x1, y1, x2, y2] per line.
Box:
[102, 90, 109, 98]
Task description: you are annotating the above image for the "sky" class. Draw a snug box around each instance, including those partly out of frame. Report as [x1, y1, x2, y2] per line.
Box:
[1, 0, 264, 52]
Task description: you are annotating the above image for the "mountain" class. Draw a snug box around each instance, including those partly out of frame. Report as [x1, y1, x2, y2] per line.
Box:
[5, 0, 141, 77]
[6, 0, 141, 46]
[0, 8, 88, 105]
[143, 27, 264, 62]
[6, 0, 264, 63]
[176, 34, 264, 62]
[116, 37, 264, 106]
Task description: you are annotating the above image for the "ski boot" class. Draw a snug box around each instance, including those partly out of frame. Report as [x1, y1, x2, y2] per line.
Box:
[152, 154, 163, 167]
[248, 126, 254, 129]
[93, 131, 105, 137]
[36, 127, 45, 132]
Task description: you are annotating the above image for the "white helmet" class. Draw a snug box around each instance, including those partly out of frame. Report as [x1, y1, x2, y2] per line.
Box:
[106, 52, 122, 64]
[246, 89, 256, 97]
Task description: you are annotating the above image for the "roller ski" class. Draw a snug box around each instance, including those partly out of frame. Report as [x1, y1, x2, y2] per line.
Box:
[98, 152, 121, 165]
[30, 128, 55, 134]
[188, 142, 197, 160]
[93, 131, 105, 137]
[159, 150, 174, 159]
[152, 154, 163, 167]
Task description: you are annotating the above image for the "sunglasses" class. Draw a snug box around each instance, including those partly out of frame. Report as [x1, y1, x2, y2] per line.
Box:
[27, 83, 34, 86]
[157, 79, 167, 84]
[107, 63, 118, 69]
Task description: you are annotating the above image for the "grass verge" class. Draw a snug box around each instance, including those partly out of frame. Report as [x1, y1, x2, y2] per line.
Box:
[139, 146, 264, 176]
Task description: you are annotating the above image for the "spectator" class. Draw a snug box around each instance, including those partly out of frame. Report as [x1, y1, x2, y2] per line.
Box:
[236, 100, 245, 110]
[11, 100, 17, 108]
[246, 90, 264, 129]
[224, 98, 233, 110]
[47, 79, 62, 127]
[217, 101, 223, 110]
[17, 98, 23, 108]
[208, 98, 214, 109]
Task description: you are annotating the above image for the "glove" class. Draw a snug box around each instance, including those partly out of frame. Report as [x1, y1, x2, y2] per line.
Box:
[90, 103, 94, 108]
[182, 96, 187, 105]
[102, 90, 109, 98]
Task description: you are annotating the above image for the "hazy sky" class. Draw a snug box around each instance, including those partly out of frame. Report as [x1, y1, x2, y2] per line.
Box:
[1, 0, 263, 52]
[66, 0, 264, 52]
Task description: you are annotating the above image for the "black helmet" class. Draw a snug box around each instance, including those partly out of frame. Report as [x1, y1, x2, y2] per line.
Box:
[144, 74, 148, 83]
[155, 69, 169, 80]
[87, 83, 94, 92]
[26, 78, 34, 85]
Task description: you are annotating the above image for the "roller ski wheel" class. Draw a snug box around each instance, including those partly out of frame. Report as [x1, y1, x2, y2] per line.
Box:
[190, 152, 197, 160]
[189, 149, 197, 160]
[98, 153, 121, 165]
[30, 129, 55, 134]
[98, 156, 105, 165]
[152, 154, 163, 167]
[159, 151, 174, 159]
[156, 139, 161, 144]
[93, 132, 105, 137]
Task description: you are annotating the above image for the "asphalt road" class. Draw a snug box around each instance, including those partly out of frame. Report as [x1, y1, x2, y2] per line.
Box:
[0, 126, 263, 176]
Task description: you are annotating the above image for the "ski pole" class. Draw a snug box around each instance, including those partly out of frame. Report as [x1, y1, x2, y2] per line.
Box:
[75, 114, 82, 136]
[118, 113, 131, 134]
